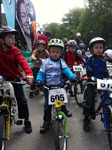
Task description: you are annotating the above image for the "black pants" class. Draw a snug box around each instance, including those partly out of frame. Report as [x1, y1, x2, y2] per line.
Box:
[83, 84, 95, 118]
[13, 84, 29, 119]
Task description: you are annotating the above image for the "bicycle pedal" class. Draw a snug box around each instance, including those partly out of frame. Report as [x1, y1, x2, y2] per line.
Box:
[15, 120, 23, 125]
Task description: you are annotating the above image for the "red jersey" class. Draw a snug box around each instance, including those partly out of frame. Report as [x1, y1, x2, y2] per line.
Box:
[0, 46, 33, 80]
[65, 51, 78, 67]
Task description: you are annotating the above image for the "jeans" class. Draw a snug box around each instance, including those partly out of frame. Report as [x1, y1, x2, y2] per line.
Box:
[13, 84, 29, 119]
[31, 67, 40, 91]
[43, 89, 67, 122]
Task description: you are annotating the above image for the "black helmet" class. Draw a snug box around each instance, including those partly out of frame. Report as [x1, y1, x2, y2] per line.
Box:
[36, 40, 45, 46]
[0, 26, 17, 38]
[89, 37, 105, 49]
[45, 30, 52, 37]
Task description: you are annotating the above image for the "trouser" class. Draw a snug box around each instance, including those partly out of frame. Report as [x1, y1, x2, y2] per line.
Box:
[31, 67, 40, 91]
[83, 84, 95, 118]
[13, 84, 29, 119]
[43, 89, 66, 122]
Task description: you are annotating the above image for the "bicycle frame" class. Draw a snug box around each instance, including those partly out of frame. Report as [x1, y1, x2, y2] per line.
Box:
[0, 102, 11, 140]
[53, 104, 67, 138]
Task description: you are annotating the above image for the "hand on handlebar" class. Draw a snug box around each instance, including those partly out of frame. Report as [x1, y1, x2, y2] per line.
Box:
[70, 78, 78, 85]
[35, 81, 42, 91]
[26, 75, 34, 85]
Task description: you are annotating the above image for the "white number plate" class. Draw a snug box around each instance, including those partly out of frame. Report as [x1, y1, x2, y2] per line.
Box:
[73, 66, 83, 72]
[48, 88, 68, 105]
[107, 65, 112, 70]
[97, 79, 112, 91]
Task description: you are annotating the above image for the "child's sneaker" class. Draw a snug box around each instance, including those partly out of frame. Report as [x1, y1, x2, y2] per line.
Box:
[83, 118, 90, 132]
[24, 120, 32, 134]
[63, 108, 72, 117]
[29, 91, 33, 98]
[40, 122, 51, 134]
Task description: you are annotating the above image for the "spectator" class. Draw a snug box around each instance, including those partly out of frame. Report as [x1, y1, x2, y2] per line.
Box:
[75, 32, 85, 54]
[33, 30, 52, 50]
[63, 38, 68, 53]
[16, 40, 25, 51]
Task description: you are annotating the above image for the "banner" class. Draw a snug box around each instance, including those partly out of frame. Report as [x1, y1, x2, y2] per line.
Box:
[2, 0, 15, 29]
[16, 0, 32, 51]
[25, 0, 36, 40]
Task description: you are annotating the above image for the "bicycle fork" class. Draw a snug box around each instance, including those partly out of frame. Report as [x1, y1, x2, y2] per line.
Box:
[54, 111, 68, 138]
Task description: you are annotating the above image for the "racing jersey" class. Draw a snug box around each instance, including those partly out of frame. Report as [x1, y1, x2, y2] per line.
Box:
[36, 57, 76, 86]
[86, 55, 109, 79]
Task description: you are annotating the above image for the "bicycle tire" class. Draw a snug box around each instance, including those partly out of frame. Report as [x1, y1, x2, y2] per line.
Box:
[0, 113, 7, 150]
[55, 120, 67, 150]
[106, 106, 112, 150]
[9, 98, 16, 124]
[74, 81, 85, 108]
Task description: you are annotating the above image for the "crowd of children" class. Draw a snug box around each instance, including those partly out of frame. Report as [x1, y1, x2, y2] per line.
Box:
[1, 25, 112, 137]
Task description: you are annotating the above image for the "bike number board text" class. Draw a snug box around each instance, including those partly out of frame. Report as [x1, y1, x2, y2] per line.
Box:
[73, 66, 83, 72]
[97, 79, 112, 91]
[48, 88, 68, 105]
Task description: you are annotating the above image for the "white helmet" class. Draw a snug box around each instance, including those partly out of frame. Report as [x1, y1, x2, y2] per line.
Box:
[77, 50, 82, 55]
[104, 49, 112, 59]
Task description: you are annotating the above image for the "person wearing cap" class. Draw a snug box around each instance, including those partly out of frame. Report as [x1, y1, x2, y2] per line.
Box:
[83, 37, 109, 132]
[33, 30, 52, 51]
[0, 26, 34, 134]
[75, 32, 85, 53]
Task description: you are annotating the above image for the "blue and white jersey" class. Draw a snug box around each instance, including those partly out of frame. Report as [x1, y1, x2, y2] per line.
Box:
[36, 57, 76, 86]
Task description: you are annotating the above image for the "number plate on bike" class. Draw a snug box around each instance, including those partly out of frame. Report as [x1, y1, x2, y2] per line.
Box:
[97, 79, 112, 91]
[48, 88, 68, 105]
[73, 66, 83, 72]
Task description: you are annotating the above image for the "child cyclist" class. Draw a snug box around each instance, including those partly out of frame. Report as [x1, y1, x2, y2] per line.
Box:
[83, 37, 109, 132]
[35, 38, 77, 134]
[62, 40, 86, 96]
[29, 40, 50, 98]
[0, 26, 34, 133]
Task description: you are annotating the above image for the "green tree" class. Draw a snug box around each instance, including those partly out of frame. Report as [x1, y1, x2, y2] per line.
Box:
[61, 8, 85, 40]
[78, 0, 112, 47]
[42, 23, 60, 38]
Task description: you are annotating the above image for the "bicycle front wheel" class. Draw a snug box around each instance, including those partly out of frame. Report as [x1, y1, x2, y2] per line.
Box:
[106, 107, 112, 150]
[55, 120, 67, 150]
[0, 113, 7, 150]
[74, 81, 85, 108]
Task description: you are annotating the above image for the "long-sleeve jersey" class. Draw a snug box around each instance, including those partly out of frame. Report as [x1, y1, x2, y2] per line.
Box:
[0, 46, 33, 80]
[36, 57, 76, 86]
[62, 50, 86, 66]
[86, 55, 109, 79]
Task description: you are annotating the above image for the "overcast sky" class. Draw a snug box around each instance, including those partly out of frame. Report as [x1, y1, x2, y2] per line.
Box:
[30, 0, 85, 28]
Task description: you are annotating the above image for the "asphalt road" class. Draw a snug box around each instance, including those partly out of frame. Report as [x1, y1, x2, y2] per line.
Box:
[4, 83, 109, 150]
